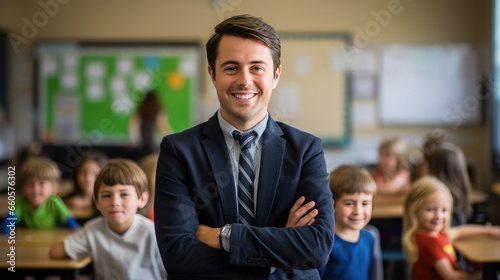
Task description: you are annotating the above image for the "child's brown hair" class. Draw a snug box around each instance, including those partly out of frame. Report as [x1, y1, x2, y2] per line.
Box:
[329, 165, 377, 201]
[93, 158, 148, 199]
[19, 157, 61, 191]
[424, 142, 472, 220]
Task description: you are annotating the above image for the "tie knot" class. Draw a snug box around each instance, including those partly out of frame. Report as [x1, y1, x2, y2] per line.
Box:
[232, 131, 256, 150]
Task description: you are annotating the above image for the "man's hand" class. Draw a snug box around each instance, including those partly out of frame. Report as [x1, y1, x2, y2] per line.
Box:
[196, 225, 221, 249]
[196, 196, 317, 249]
[286, 196, 318, 228]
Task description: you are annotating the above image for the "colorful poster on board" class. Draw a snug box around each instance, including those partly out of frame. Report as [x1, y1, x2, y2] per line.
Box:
[36, 43, 200, 145]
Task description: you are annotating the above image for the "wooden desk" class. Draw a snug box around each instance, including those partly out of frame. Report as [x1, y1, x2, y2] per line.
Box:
[0, 229, 91, 279]
[492, 183, 500, 195]
[69, 205, 94, 220]
[372, 197, 405, 219]
[0, 229, 72, 247]
[371, 189, 487, 219]
[0, 246, 91, 279]
[470, 189, 489, 205]
[370, 197, 405, 259]
[0, 194, 8, 217]
[454, 235, 500, 280]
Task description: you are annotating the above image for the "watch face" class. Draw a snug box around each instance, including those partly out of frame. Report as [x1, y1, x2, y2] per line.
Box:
[219, 225, 232, 251]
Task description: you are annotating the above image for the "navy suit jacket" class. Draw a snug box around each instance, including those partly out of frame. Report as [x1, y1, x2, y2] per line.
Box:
[154, 113, 335, 280]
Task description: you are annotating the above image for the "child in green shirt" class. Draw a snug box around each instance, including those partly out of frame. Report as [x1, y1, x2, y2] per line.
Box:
[2, 157, 79, 233]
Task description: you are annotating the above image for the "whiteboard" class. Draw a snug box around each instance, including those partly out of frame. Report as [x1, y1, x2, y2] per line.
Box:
[379, 44, 479, 126]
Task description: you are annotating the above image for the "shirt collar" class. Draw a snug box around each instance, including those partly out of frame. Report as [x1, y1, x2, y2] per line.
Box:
[217, 110, 268, 146]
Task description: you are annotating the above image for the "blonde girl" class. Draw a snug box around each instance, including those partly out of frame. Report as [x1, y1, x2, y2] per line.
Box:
[402, 176, 500, 280]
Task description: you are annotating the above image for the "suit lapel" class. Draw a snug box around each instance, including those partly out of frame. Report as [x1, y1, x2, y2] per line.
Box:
[256, 117, 285, 226]
[202, 114, 239, 224]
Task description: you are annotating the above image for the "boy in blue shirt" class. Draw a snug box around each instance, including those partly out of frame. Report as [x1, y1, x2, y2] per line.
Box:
[318, 165, 378, 280]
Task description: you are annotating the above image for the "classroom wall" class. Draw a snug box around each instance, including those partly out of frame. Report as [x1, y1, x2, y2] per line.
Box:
[0, 0, 494, 189]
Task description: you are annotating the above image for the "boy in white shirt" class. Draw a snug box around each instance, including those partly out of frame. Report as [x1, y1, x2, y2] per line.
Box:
[50, 158, 166, 280]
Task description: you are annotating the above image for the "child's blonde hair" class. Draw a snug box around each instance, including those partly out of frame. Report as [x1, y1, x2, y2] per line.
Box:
[379, 137, 408, 171]
[329, 165, 377, 201]
[19, 157, 61, 191]
[402, 176, 453, 264]
[93, 158, 148, 200]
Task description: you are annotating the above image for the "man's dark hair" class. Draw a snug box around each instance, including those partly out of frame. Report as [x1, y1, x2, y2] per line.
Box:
[206, 14, 281, 79]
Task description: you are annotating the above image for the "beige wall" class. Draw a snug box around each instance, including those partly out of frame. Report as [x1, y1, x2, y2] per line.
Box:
[0, 0, 494, 189]
[1, 0, 491, 41]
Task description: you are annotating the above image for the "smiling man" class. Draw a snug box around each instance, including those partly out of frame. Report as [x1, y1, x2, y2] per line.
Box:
[209, 34, 278, 132]
[154, 14, 334, 280]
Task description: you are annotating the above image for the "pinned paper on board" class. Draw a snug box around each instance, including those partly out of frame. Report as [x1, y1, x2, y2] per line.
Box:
[352, 101, 376, 127]
[271, 82, 301, 119]
[64, 53, 77, 69]
[112, 93, 133, 115]
[134, 71, 152, 91]
[111, 77, 127, 93]
[86, 62, 105, 79]
[180, 58, 196, 77]
[352, 73, 376, 99]
[86, 83, 104, 102]
[54, 94, 80, 141]
[117, 57, 133, 74]
[62, 73, 78, 89]
[42, 58, 57, 76]
[167, 71, 186, 90]
[293, 54, 312, 78]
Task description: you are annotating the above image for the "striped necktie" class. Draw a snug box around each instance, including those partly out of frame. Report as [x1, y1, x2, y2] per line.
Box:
[232, 130, 257, 226]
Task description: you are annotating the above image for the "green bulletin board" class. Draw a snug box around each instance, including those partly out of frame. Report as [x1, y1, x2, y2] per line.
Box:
[36, 42, 200, 144]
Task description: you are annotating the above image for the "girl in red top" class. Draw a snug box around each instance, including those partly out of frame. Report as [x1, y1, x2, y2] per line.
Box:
[371, 137, 410, 198]
[402, 176, 500, 280]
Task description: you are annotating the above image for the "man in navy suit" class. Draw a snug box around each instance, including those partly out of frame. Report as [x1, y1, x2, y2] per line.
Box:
[154, 14, 334, 279]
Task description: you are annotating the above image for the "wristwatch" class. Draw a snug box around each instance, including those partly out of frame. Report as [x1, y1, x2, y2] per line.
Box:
[218, 224, 232, 252]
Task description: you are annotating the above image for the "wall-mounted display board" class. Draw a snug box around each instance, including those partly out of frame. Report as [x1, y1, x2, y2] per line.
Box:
[0, 32, 6, 118]
[272, 33, 351, 146]
[0, 31, 9, 163]
[379, 44, 479, 126]
[35, 42, 200, 145]
[493, 0, 500, 172]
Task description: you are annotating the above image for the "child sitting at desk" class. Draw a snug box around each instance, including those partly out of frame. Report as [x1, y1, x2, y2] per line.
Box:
[318, 165, 381, 280]
[371, 137, 411, 198]
[49, 158, 167, 280]
[402, 176, 500, 280]
[422, 141, 476, 272]
[1, 157, 79, 233]
[423, 142, 472, 227]
[63, 152, 108, 220]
